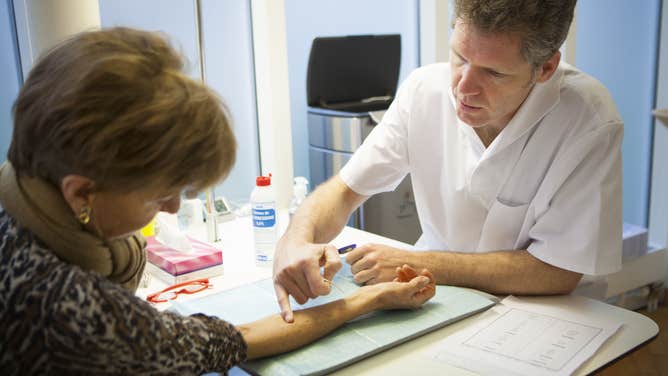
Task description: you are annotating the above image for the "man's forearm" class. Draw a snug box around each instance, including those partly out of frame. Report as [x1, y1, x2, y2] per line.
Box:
[406, 249, 582, 295]
[282, 176, 366, 245]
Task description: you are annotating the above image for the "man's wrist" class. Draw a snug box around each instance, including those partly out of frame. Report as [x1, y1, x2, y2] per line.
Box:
[277, 230, 313, 250]
[402, 251, 448, 285]
[403, 250, 424, 270]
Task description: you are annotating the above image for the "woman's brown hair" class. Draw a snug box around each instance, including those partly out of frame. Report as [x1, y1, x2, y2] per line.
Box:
[9, 27, 236, 194]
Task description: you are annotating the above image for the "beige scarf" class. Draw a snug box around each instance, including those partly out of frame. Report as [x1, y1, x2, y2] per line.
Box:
[0, 162, 146, 291]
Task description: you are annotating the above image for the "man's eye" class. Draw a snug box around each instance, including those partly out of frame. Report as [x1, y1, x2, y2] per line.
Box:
[488, 70, 505, 78]
[451, 53, 465, 64]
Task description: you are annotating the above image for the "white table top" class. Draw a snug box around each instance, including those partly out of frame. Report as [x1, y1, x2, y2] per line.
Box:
[137, 215, 659, 375]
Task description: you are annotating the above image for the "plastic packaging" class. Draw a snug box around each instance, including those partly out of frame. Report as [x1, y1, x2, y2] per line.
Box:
[251, 174, 277, 265]
[155, 212, 193, 253]
[289, 176, 309, 221]
[177, 198, 207, 241]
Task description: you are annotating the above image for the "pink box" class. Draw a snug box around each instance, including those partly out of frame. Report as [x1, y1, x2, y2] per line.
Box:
[146, 236, 223, 276]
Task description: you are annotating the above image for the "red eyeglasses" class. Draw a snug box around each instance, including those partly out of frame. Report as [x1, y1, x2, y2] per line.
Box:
[146, 278, 212, 303]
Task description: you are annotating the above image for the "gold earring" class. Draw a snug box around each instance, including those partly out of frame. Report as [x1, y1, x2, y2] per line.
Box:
[78, 206, 91, 224]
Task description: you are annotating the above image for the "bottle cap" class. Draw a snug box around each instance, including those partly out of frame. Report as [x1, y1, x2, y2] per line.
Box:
[256, 175, 271, 186]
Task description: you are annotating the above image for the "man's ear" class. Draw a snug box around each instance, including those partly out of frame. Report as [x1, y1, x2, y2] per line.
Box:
[60, 175, 96, 215]
[535, 50, 561, 83]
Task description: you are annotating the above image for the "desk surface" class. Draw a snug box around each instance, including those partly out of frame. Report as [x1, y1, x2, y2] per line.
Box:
[137, 216, 659, 375]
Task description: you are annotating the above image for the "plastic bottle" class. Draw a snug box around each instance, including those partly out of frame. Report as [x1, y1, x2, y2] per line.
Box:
[251, 174, 277, 265]
[289, 176, 309, 222]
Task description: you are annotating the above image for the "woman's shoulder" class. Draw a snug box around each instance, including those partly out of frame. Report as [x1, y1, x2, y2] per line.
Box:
[0, 208, 134, 372]
[0, 209, 86, 311]
[0, 208, 63, 277]
[0, 208, 133, 310]
[0, 209, 80, 371]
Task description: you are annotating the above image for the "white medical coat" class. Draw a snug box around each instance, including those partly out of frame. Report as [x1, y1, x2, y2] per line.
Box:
[339, 62, 623, 275]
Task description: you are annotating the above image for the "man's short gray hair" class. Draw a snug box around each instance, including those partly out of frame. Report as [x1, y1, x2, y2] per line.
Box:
[453, 0, 577, 68]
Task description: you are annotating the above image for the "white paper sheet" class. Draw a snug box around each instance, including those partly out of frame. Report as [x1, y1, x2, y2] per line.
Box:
[432, 296, 622, 376]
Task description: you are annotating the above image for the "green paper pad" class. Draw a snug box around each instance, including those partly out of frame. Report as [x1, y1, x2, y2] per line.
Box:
[171, 264, 495, 375]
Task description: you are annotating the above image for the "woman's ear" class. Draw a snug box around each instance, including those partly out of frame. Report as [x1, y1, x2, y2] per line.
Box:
[60, 175, 96, 216]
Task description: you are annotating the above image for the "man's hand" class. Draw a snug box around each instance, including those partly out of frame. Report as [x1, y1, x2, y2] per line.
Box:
[345, 243, 415, 285]
[273, 241, 342, 323]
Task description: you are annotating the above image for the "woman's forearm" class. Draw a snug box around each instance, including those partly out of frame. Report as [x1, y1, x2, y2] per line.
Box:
[237, 291, 376, 360]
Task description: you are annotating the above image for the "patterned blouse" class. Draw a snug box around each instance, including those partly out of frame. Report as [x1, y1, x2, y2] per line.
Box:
[0, 209, 247, 375]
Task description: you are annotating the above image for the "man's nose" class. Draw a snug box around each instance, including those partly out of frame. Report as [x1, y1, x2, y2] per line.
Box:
[457, 66, 481, 96]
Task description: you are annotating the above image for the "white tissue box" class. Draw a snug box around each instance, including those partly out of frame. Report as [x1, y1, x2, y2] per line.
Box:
[145, 235, 224, 284]
[145, 262, 224, 285]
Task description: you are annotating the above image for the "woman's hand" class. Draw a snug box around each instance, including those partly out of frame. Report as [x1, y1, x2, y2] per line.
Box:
[357, 264, 436, 311]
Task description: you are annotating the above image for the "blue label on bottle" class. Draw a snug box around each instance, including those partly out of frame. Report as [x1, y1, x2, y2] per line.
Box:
[252, 208, 276, 227]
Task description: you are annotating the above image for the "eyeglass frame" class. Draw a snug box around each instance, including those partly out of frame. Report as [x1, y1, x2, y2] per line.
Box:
[146, 278, 212, 303]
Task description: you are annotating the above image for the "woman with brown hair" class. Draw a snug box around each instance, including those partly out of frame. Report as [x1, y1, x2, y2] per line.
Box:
[0, 27, 435, 374]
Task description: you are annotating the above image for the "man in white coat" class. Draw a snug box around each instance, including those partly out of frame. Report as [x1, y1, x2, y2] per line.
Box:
[274, 0, 622, 322]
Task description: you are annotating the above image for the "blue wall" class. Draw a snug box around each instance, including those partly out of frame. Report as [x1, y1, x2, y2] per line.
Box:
[284, 0, 420, 183]
[99, 0, 201, 79]
[0, 0, 21, 161]
[200, 0, 260, 203]
[576, 0, 660, 226]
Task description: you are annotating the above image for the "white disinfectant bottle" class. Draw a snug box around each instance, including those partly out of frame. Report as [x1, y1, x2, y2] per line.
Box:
[251, 174, 277, 265]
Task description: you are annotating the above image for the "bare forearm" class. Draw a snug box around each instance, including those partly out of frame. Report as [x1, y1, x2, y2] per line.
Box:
[407, 249, 582, 295]
[238, 292, 375, 359]
[283, 176, 366, 245]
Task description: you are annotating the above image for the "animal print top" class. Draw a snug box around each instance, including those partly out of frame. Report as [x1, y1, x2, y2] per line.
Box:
[0, 209, 247, 375]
